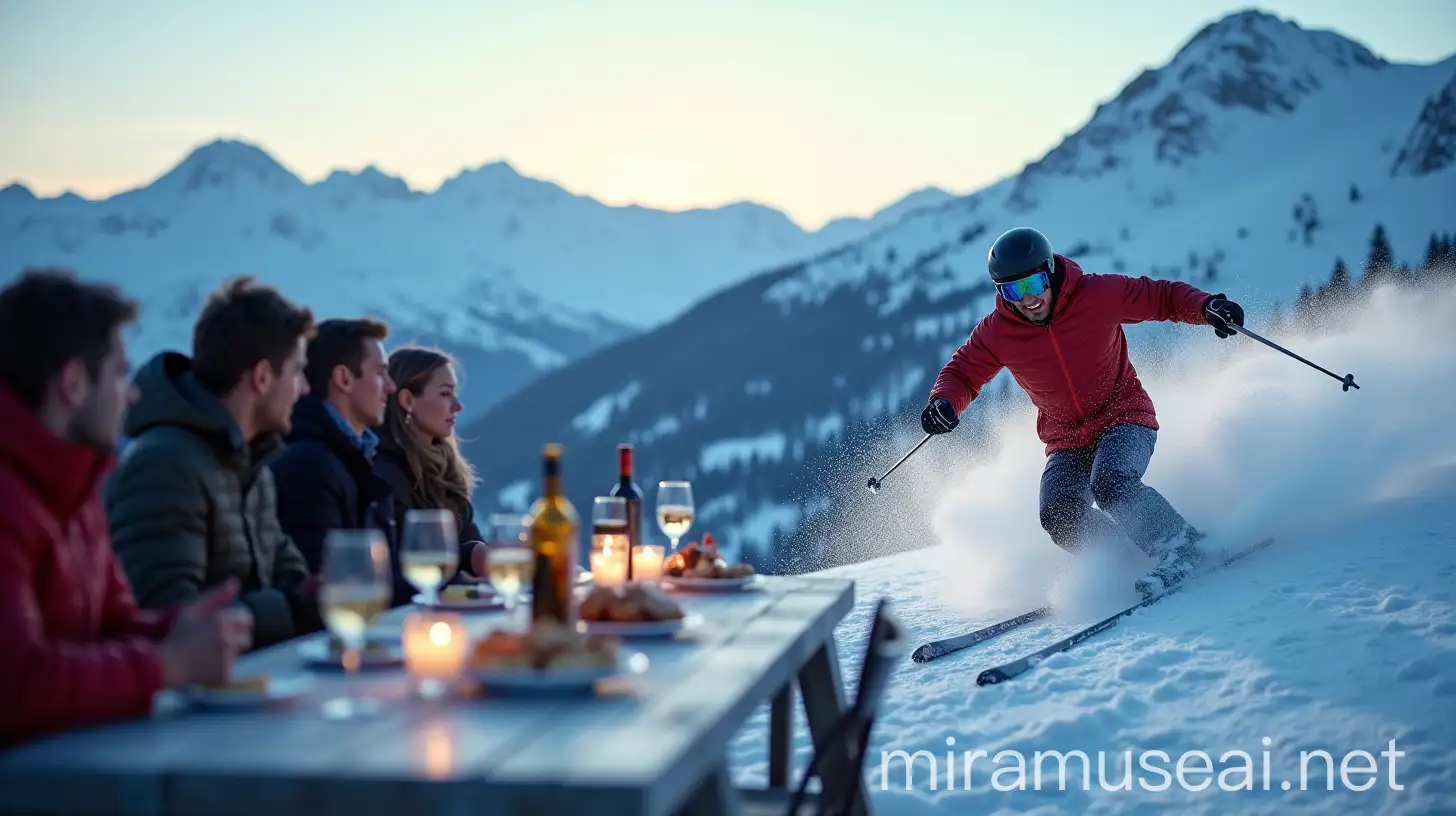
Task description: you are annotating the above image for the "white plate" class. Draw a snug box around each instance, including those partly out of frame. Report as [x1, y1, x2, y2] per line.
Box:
[184, 674, 315, 710]
[467, 651, 649, 694]
[577, 613, 702, 639]
[415, 590, 508, 612]
[660, 574, 763, 593]
[296, 638, 405, 670]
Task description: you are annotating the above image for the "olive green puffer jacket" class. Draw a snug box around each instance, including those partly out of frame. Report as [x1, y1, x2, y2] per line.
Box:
[105, 352, 320, 649]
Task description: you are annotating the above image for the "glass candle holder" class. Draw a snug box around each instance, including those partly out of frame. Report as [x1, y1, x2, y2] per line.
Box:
[402, 611, 468, 698]
[591, 533, 629, 588]
[631, 544, 664, 582]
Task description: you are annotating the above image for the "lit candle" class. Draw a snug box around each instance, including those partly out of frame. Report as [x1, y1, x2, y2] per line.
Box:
[591, 534, 628, 588]
[631, 544, 664, 582]
[403, 611, 468, 698]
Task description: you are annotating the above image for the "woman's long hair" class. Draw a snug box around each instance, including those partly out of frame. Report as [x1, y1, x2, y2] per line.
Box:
[381, 346, 477, 519]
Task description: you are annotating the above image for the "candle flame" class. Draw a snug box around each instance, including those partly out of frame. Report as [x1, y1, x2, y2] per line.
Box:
[429, 621, 453, 645]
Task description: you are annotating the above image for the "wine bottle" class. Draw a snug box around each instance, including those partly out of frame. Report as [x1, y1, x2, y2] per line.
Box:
[608, 444, 644, 580]
[527, 443, 579, 626]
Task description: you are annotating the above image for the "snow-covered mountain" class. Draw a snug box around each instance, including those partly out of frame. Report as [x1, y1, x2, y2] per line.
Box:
[460, 10, 1456, 569]
[0, 141, 937, 420]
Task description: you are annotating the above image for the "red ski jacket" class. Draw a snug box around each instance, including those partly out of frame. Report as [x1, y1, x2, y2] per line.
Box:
[0, 385, 177, 747]
[929, 256, 1215, 454]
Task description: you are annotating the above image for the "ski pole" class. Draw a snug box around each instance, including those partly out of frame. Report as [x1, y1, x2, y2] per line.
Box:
[867, 433, 932, 494]
[1227, 323, 1359, 391]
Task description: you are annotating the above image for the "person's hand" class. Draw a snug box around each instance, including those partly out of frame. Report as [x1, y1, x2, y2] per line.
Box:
[466, 541, 489, 576]
[1204, 295, 1245, 339]
[921, 397, 959, 435]
[157, 579, 253, 688]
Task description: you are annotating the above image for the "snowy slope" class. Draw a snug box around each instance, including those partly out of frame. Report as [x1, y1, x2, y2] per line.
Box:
[723, 276, 1456, 814]
[461, 10, 1456, 566]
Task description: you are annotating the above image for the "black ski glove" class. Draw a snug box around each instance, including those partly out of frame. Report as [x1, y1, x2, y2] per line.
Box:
[921, 397, 959, 435]
[1204, 294, 1244, 339]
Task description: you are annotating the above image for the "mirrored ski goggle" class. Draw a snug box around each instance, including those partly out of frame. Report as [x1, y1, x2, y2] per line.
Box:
[997, 268, 1050, 302]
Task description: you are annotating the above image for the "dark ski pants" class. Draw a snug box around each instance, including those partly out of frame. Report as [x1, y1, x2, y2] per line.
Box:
[1039, 423, 1187, 556]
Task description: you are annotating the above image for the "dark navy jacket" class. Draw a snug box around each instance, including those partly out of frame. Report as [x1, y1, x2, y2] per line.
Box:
[269, 397, 409, 606]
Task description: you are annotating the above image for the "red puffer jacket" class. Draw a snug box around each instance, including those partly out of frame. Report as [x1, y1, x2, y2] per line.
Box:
[929, 256, 1214, 454]
[0, 385, 177, 747]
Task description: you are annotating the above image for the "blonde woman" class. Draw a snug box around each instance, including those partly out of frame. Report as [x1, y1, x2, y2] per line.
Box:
[374, 346, 488, 578]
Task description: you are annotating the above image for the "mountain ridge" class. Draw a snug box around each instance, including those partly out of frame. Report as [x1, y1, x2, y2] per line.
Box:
[2, 140, 955, 236]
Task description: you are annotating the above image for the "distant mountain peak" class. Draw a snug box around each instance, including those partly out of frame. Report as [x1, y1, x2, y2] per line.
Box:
[1169, 8, 1385, 111]
[155, 137, 303, 194]
[433, 159, 573, 208]
[0, 182, 35, 202]
[1008, 8, 1388, 204]
[319, 164, 415, 200]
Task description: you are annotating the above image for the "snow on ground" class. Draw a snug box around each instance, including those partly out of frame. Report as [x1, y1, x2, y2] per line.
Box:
[727, 280, 1456, 813]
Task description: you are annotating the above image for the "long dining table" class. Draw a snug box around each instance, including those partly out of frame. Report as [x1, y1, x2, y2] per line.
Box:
[0, 573, 863, 815]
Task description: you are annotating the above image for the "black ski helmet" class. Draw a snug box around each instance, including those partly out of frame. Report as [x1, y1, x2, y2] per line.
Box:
[987, 227, 1055, 284]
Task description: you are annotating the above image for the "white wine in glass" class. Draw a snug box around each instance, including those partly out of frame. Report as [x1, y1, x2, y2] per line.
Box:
[400, 508, 459, 605]
[487, 545, 534, 627]
[319, 529, 392, 719]
[656, 480, 694, 551]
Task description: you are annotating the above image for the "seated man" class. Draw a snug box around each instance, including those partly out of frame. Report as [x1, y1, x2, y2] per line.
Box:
[0, 270, 251, 747]
[105, 277, 323, 649]
[271, 318, 410, 604]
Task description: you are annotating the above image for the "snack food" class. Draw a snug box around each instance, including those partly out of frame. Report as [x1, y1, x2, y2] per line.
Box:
[662, 534, 756, 579]
[578, 582, 685, 623]
[440, 584, 494, 603]
[470, 621, 618, 672]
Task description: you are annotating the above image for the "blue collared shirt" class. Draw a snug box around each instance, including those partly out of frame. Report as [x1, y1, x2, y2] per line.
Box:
[322, 403, 379, 461]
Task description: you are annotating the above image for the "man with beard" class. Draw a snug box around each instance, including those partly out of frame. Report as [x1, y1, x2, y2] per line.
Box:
[270, 318, 409, 603]
[923, 227, 1245, 597]
[106, 277, 323, 649]
[0, 270, 252, 746]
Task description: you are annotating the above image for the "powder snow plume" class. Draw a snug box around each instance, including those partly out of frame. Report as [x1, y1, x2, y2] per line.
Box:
[927, 280, 1456, 619]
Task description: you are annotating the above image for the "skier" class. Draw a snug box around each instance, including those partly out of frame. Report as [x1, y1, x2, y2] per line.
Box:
[922, 227, 1245, 598]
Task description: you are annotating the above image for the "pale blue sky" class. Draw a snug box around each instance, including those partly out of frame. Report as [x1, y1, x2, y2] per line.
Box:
[2, 0, 1452, 228]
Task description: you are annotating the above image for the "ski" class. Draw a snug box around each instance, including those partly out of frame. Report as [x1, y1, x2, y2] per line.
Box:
[911, 605, 1054, 663]
[975, 537, 1276, 686]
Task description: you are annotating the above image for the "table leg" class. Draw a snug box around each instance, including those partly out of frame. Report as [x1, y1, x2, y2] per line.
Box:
[677, 763, 743, 816]
[769, 684, 792, 789]
[796, 635, 869, 816]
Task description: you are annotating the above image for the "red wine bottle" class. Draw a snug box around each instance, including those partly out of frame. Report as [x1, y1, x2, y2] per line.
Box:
[608, 444, 644, 579]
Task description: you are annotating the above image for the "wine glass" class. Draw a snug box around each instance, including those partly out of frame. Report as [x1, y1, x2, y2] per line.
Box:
[656, 481, 694, 552]
[318, 529, 392, 719]
[401, 509, 459, 606]
[487, 514, 533, 627]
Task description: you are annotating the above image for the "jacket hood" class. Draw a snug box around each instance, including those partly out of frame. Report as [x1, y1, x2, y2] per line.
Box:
[994, 254, 1085, 325]
[123, 352, 243, 444]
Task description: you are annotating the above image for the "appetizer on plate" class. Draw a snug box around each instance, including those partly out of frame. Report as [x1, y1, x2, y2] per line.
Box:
[578, 582, 685, 623]
[439, 583, 496, 603]
[470, 621, 618, 672]
[663, 534, 755, 579]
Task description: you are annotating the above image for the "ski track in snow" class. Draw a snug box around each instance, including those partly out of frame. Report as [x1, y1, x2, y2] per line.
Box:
[725, 282, 1456, 814]
[727, 498, 1456, 814]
